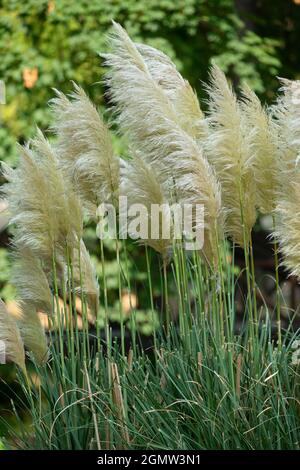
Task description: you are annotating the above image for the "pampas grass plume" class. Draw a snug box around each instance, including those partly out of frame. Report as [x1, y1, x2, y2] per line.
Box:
[50, 83, 119, 216]
[272, 79, 300, 281]
[0, 299, 25, 371]
[136, 42, 207, 142]
[2, 131, 83, 262]
[241, 84, 279, 214]
[105, 22, 223, 263]
[12, 246, 52, 315]
[18, 301, 49, 365]
[73, 240, 99, 316]
[120, 155, 172, 258]
[205, 64, 256, 246]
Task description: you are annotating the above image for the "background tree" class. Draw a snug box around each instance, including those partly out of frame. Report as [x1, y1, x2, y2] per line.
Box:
[2, 0, 300, 165]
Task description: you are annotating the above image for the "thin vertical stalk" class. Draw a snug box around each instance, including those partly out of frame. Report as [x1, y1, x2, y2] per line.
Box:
[229, 243, 236, 336]
[77, 242, 87, 359]
[238, 182, 254, 345]
[192, 250, 203, 320]
[100, 238, 111, 362]
[99, 238, 113, 449]
[162, 257, 170, 335]
[52, 250, 65, 386]
[174, 242, 186, 340]
[272, 215, 281, 348]
[84, 362, 101, 450]
[249, 234, 258, 335]
[215, 225, 227, 342]
[65, 244, 77, 379]
[145, 246, 157, 354]
[179, 242, 192, 329]
[51, 249, 72, 450]
[115, 238, 125, 358]
[123, 240, 136, 355]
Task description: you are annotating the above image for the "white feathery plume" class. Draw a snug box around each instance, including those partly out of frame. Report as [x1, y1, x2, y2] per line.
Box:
[0, 299, 25, 371]
[103, 22, 179, 173]
[73, 239, 99, 316]
[241, 84, 279, 214]
[172, 142, 224, 264]
[12, 245, 52, 315]
[17, 301, 49, 365]
[30, 130, 83, 249]
[271, 79, 300, 280]
[1, 146, 58, 260]
[148, 127, 224, 263]
[274, 186, 300, 280]
[271, 78, 300, 178]
[136, 43, 207, 142]
[2, 130, 83, 263]
[104, 22, 223, 262]
[205, 64, 256, 246]
[11, 246, 51, 364]
[120, 155, 173, 258]
[50, 83, 119, 216]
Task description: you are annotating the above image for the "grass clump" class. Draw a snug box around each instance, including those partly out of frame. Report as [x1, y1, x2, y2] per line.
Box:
[1, 23, 300, 450]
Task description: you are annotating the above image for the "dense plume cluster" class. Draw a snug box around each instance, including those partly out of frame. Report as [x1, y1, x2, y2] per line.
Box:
[103, 22, 223, 263]
[1, 22, 300, 371]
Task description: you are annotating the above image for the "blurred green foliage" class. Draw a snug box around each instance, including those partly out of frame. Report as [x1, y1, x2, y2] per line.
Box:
[0, 248, 14, 300]
[2, 0, 300, 165]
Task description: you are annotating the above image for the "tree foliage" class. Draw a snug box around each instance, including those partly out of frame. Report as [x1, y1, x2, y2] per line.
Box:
[2, 0, 300, 164]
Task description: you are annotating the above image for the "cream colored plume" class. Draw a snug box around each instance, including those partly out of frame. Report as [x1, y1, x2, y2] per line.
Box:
[274, 185, 300, 279]
[271, 78, 300, 179]
[73, 239, 99, 316]
[2, 130, 83, 262]
[18, 301, 49, 365]
[12, 245, 52, 315]
[104, 23, 223, 262]
[136, 43, 207, 142]
[50, 83, 119, 216]
[104, 22, 206, 143]
[11, 245, 51, 364]
[241, 84, 279, 214]
[205, 64, 256, 246]
[103, 22, 179, 170]
[171, 139, 224, 264]
[120, 155, 173, 258]
[271, 79, 300, 280]
[0, 299, 25, 371]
